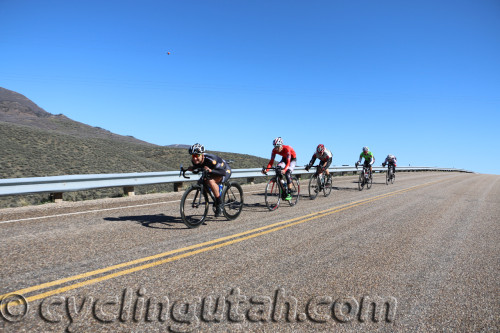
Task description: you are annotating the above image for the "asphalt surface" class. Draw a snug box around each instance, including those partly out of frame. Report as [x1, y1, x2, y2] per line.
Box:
[0, 172, 498, 332]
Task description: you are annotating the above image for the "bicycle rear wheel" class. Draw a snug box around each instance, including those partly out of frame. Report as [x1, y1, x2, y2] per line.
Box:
[323, 174, 332, 197]
[180, 186, 209, 228]
[222, 182, 244, 220]
[308, 174, 319, 200]
[288, 176, 300, 206]
[265, 178, 281, 211]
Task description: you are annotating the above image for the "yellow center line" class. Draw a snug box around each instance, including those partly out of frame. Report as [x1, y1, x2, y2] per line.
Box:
[1, 177, 451, 306]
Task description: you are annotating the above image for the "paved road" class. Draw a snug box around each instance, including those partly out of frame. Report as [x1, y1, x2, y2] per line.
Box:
[0, 172, 498, 332]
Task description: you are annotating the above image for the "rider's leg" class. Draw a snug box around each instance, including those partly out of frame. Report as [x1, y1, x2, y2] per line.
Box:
[286, 159, 297, 191]
[323, 158, 332, 178]
[206, 176, 223, 216]
[285, 170, 292, 192]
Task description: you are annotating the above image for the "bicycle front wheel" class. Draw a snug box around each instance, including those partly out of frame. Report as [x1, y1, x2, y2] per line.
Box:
[180, 186, 209, 228]
[386, 169, 390, 185]
[390, 169, 395, 184]
[358, 173, 364, 191]
[265, 177, 281, 211]
[308, 174, 319, 200]
[222, 182, 244, 220]
[288, 176, 300, 206]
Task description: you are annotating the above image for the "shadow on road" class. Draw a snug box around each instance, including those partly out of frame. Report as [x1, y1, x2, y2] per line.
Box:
[104, 214, 186, 229]
[331, 186, 359, 191]
[242, 202, 270, 213]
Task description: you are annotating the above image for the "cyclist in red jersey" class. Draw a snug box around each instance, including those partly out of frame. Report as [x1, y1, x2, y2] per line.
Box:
[262, 137, 297, 201]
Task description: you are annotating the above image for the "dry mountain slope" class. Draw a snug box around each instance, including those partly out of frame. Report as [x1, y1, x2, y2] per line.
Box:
[0, 87, 152, 144]
[0, 87, 268, 207]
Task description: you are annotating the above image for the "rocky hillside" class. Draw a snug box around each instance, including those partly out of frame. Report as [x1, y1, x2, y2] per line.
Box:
[0, 87, 268, 207]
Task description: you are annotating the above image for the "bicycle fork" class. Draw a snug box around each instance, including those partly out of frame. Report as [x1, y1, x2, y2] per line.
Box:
[192, 187, 202, 208]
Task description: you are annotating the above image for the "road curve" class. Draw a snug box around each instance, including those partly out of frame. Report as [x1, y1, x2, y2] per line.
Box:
[0, 172, 498, 332]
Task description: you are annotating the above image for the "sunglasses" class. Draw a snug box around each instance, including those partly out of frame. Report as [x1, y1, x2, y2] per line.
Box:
[191, 153, 202, 158]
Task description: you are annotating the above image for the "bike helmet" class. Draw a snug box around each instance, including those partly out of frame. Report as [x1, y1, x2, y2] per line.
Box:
[387, 154, 393, 159]
[317, 144, 325, 154]
[363, 146, 369, 153]
[188, 143, 205, 155]
[273, 137, 283, 147]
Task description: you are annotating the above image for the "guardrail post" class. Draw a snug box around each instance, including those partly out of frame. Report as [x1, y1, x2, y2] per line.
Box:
[51, 193, 63, 203]
[247, 177, 255, 185]
[123, 186, 135, 196]
[174, 182, 184, 192]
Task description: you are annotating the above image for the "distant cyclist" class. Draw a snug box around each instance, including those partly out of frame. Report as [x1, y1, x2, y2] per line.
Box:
[382, 154, 397, 176]
[187, 143, 231, 217]
[305, 144, 333, 180]
[356, 146, 375, 177]
[262, 137, 297, 201]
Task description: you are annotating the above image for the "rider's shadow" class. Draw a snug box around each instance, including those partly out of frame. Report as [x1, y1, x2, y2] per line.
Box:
[242, 202, 270, 212]
[335, 185, 360, 191]
[104, 214, 185, 229]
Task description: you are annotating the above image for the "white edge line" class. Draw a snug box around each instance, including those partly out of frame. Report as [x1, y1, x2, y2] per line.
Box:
[0, 189, 264, 225]
[0, 200, 180, 225]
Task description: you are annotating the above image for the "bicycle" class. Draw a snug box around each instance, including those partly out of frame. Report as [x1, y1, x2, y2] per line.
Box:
[356, 163, 373, 191]
[262, 166, 300, 211]
[385, 163, 395, 185]
[307, 165, 332, 200]
[179, 166, 244, 228]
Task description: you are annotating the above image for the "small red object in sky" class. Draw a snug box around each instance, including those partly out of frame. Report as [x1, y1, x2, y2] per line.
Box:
[167, 52, 171, 55]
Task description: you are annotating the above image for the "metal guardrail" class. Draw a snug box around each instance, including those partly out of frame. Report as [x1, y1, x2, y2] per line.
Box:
[0, 166, 472, 198]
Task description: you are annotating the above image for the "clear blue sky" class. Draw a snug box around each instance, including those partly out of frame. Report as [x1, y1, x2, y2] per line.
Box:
[1, 0, 499, 174]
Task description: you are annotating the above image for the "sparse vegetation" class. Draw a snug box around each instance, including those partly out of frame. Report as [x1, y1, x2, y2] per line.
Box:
[0, 122, 268, 208]
[0, 87, 269, 208]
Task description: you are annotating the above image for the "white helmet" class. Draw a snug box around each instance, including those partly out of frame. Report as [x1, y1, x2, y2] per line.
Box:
[273, 137, 283, 147]
[363, 146, 369, 153]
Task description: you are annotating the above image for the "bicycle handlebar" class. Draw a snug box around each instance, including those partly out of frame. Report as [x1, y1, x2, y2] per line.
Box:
[180, 165, 205, 179]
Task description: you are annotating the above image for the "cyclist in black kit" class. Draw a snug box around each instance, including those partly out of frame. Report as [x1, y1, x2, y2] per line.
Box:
[187, 143, 232, 217]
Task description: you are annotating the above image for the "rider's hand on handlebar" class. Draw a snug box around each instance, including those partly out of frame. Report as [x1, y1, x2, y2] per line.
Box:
[305, 165, 310, 172]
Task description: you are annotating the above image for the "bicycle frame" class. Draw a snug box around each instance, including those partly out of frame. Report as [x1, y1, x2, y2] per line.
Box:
[181, 167, 220, 208]
[265, 166, 288, 196]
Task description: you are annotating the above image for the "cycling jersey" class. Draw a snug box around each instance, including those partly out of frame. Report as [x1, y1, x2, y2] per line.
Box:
[384, 155, 397, 165]
[192, 153, 232, 182]
[309, 148, 333, 164]
[266, 145, 297, 173]
[358, 151, 375, 165]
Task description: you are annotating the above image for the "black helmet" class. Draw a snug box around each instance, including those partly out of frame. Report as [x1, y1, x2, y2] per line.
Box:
[188, 143, 205, 155]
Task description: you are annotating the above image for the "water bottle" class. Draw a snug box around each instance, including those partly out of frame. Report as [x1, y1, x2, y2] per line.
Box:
[219, 183, 223, 195]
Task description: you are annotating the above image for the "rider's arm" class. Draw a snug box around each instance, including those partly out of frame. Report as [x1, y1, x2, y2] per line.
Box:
[370, 154, 375, 165]
[309, 154, 316, 167]
[265, 152, 276, 172]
